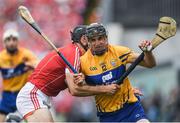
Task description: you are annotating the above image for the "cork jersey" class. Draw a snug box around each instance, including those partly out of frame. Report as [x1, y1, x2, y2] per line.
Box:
[29, 43, 81, 96]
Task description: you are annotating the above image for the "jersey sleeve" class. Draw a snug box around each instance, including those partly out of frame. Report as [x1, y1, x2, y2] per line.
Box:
[0, 57, 2, 68]
[0, 51, 5, 69]
[115, 45, 134, 65]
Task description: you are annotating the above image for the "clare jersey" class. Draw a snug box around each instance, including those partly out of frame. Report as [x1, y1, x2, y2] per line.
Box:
[80, 45, 138, 112]
[29, 43, 82, 96]
[0, 48, 38, 92]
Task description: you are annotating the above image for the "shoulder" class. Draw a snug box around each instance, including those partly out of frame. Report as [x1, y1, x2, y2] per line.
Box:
[60, 43, 75, 50]
[80, 50, 92, 68]
[19, 47, 31, 53]
[59, 43, 78, 54]
[19, 47, 36, 56]
[0, 50, 7, 66]
[80, 49, 91, 60]
[108, 44, 132, 56]
[0, 49, 6, 55]
[107, 45, 134, 62]
[109, 45, 131, 52]
[0, 50, 7, 58]
[60, 43, 81, 60]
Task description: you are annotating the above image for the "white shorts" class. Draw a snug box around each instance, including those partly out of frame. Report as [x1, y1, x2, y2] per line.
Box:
[16, 82, 51, 118]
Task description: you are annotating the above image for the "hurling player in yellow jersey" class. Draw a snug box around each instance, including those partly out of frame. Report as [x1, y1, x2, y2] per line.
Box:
[75, 23, 156, 122]
[0, 29, 38, 121]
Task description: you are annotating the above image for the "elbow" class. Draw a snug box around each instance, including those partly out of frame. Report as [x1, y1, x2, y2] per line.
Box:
[71, 91, 79, 96]
[68, 86, 79, 96]
[69, 89, 78, 96]
[70, 92, 78, 96]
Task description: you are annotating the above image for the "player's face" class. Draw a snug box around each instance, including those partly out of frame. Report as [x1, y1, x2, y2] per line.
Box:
[89, 35, 108, 56]
[4, 36, 18, 54]
[80, 35, 89, 51]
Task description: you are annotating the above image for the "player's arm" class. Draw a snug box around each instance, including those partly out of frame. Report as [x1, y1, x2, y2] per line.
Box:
[127, 40, 156, 68]
[65, 71, 119, 97]
[24, 49, 39, 69]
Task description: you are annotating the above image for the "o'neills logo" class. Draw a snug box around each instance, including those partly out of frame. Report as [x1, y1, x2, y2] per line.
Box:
[90, 67, 97, 71]
[100, 62, 107, 71]
[102, 72, 113, 83]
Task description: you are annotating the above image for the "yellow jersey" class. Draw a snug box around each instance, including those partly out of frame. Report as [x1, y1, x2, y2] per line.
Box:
[80, 44, 138, 112]
[0, 47, 38, 92]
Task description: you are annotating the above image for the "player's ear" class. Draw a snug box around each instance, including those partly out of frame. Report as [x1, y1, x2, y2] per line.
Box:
[88, 42, 90, 46]
[80, 35, 87, 45]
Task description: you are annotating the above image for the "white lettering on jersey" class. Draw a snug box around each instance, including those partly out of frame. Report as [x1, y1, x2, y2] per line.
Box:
[102, 72, 113, 83]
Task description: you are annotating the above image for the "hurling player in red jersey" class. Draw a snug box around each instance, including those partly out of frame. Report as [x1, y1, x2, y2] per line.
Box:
[16, 25, 120, 122]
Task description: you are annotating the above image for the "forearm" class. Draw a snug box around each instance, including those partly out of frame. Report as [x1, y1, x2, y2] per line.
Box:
[72, 84, 107, 97]
[140, 52, 156, 68]
[66, 73, 107, 96]
[138, 40, 156, 68]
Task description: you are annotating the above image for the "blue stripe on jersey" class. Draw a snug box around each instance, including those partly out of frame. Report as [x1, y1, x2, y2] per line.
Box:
[0, 63, 27, 79]
[85, 65, 126, 85]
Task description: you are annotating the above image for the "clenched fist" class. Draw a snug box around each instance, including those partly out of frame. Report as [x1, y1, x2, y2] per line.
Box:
[139, 40, 152, 52]
[73, 73, 86, 85]
[104, 84, 120, 95]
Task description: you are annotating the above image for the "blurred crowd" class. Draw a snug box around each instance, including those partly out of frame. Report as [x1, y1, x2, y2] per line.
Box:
[0, 0, 87, 55]
[142, 86, 180, 122]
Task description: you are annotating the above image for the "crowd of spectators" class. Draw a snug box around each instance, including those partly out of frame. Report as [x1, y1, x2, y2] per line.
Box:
[141, 86, 180, 122]
[0, 0, 87, 55]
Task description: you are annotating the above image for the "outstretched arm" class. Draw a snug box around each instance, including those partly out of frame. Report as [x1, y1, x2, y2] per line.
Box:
[127, 40, 156, 68]
[65, 72, 119, 97]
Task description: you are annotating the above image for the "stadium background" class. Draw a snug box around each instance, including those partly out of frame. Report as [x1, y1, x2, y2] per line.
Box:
[0, 0, 180, 122]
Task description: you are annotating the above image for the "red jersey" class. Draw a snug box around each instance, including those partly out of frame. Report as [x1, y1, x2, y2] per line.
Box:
[29, 43, 81, 96]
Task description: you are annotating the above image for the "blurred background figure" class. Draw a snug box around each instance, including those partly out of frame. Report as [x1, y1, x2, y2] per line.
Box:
[0, 0, 180, 122]
[0, 28, 38, 122]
